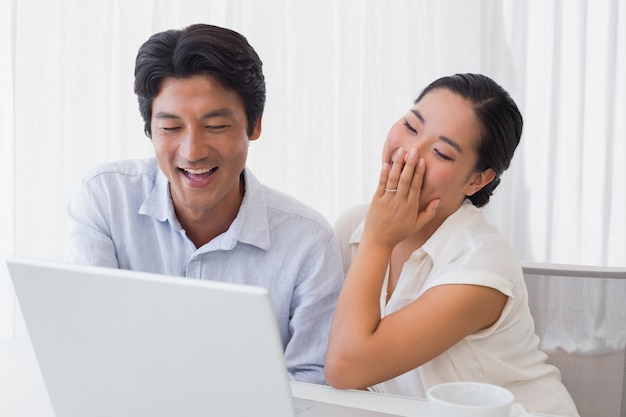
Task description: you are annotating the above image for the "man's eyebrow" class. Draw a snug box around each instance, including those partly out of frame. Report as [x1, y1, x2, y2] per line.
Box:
[153, 108, 235, 119]
[410, 109, 463, 154]
[200, 108, 235, 119]
[153, 111, 181, 120]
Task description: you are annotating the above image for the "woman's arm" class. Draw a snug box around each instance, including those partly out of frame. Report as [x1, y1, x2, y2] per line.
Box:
[325, 280, 507, 389]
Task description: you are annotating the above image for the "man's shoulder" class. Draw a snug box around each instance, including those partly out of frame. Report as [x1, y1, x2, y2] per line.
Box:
[81, 157, 159, 182]
[261, 184, 334, 233]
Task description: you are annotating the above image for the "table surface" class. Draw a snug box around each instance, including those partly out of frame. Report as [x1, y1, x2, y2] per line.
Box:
[0, 337, 555, 417]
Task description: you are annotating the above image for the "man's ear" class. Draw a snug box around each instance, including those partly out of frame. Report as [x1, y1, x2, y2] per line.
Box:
[249, 114, 263, 141]
[465, 168, 496, 196]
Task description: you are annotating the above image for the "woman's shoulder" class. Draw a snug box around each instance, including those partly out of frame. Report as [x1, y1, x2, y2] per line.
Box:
[334, 204, 369, 237]
[333, 203, 370, 275]
[436, 202, 515, 252]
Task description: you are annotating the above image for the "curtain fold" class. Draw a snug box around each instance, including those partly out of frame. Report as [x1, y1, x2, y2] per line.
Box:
[0, 0, 16, 339]
[1, 0, 624, 338]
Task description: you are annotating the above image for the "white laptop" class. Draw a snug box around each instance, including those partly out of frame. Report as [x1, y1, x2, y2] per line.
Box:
[7, 257, 401, 417]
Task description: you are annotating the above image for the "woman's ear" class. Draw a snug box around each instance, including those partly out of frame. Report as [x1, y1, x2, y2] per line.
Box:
[465, 168, 496, 196]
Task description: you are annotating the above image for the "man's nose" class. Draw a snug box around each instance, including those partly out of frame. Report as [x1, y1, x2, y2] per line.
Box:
[179, 127, 207, 161]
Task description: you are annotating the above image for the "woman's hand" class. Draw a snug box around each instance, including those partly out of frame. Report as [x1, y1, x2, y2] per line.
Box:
[363, 147, 439, 249]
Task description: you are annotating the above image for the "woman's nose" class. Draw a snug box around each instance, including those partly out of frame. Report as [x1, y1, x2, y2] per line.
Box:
[408, 136, 430, 157]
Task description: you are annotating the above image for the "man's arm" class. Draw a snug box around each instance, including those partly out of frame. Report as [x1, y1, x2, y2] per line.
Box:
[283, 232, 344, 384]
[65, 178, 119, 267]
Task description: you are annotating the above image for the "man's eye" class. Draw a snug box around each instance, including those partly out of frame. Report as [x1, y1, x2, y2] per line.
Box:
[206, 125, 228, 130]
[403, 120, 417, 133]
[161, 127, 181, 132]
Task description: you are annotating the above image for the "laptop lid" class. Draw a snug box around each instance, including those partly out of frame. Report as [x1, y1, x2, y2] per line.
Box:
[7, 257, 296, 417]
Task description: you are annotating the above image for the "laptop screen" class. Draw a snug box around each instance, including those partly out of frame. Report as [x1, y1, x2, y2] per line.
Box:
[8, 257, 296, 417]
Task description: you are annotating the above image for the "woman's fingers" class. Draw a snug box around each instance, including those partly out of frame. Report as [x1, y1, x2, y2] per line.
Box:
[406, 153, 424, 201]
[379, 148, 420, 198]
[397, 148, 419, 199]
[415, 197, 439, 229]
[380, 148, 421, 200]
[379, 148, 406, 196]
[377, 162, 392, 196]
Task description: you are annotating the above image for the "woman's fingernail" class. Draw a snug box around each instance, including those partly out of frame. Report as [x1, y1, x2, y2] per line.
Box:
[409, 148, 417, 159]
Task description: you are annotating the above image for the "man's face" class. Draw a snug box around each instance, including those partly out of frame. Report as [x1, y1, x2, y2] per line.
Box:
[150, 74, 261, 221]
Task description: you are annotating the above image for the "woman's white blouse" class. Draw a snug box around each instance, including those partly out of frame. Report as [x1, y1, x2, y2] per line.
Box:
[335, 200, 579, 417]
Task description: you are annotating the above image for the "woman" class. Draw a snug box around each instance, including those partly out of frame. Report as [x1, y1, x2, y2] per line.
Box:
[324, 74, 579, 417]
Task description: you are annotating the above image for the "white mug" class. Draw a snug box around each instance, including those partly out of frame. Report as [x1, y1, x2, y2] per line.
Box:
[427, 381, 514, 417]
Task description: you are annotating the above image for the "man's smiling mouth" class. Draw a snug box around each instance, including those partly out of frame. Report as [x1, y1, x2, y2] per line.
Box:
[180, 167, 218, 181]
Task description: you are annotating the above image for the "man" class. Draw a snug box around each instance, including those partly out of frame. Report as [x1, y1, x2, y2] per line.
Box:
[65, 23, 343, 384]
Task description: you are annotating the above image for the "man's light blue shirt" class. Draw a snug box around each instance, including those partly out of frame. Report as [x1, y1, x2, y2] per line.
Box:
[65, 157, 344, 384]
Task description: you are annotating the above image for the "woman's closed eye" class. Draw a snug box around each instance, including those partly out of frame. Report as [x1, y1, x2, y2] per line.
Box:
[403, 120, 417, 134]
[434, 148, 453, 161]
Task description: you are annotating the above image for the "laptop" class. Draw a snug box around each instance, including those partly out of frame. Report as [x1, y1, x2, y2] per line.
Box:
[7, 257, 401, 417]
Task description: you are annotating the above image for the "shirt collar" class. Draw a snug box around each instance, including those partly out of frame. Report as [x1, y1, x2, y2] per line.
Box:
[232, 169, 271, 250]
[139, 168, 177, 225]
[138, 167, 271, 251]
[421, 199, 478, 259]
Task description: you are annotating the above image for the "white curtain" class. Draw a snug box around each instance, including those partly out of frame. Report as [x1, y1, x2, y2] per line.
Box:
[1, 0, 624, 338]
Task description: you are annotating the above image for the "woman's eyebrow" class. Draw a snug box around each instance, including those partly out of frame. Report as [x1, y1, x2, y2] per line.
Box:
[410, 109, 463, 154]
[410, 109, 425, 124]
[439, 135, 463, 154]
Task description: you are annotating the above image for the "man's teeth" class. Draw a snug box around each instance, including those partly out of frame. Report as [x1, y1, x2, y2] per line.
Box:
[184, 168, 214, 174]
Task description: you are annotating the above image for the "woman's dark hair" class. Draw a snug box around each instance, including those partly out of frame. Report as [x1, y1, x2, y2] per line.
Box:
[415, 73, 523, 207]
[134, 23, 266, 138]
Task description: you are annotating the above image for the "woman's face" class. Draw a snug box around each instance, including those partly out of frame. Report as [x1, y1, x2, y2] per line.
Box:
[382, 88, 494, 220]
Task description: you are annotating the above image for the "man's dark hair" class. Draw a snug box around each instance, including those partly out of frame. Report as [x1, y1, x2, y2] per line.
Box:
[134, 23, 266, 137]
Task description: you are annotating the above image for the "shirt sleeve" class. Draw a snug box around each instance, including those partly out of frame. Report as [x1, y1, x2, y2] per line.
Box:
[64, 176, 120, 268]
[283, 231, 344, 384]
[424, 235, 520, 298]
